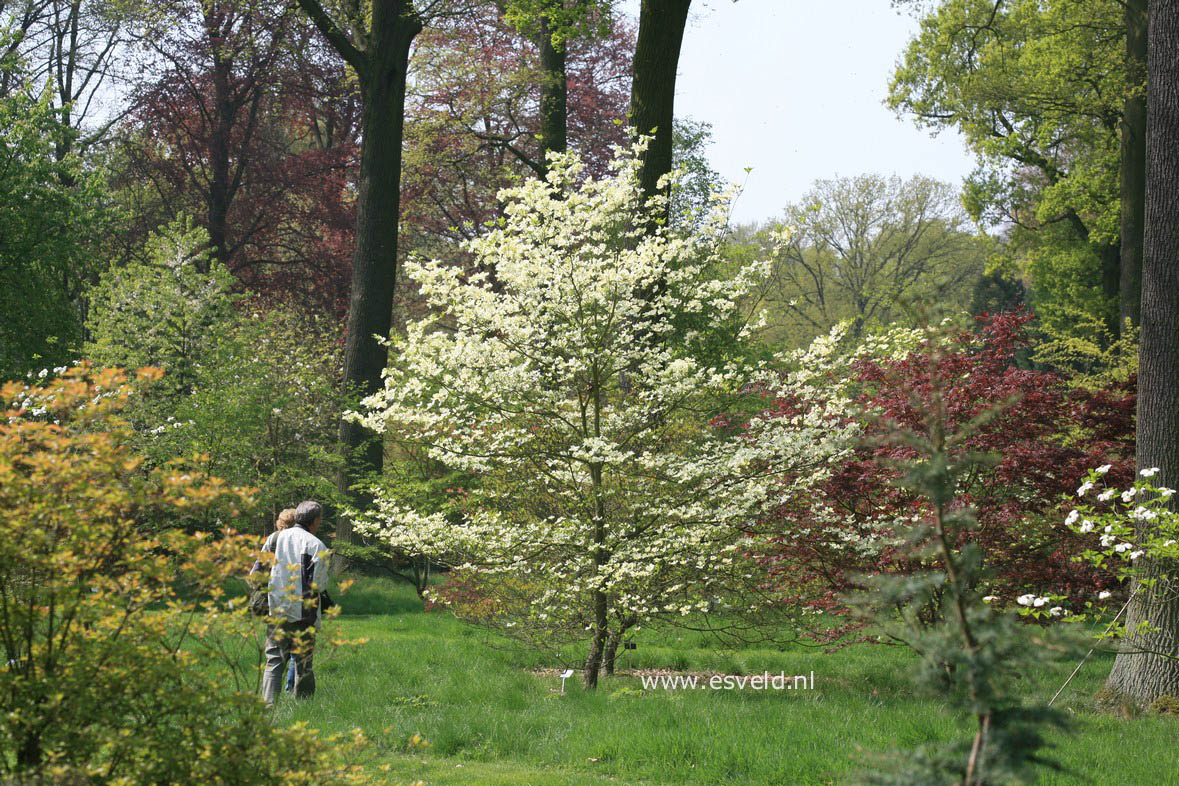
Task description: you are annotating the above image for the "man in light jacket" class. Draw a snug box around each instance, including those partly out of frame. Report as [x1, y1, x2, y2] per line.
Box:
[256, 499, 330, 705]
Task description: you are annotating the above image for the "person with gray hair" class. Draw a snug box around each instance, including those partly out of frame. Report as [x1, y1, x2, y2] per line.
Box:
[254, 499, 330, 705]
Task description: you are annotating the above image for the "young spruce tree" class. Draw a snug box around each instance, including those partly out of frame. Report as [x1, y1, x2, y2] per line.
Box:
[854, 315, 1068, 786]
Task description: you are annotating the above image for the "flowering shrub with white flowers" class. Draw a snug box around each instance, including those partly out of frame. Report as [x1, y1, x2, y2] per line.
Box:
[1071, 466, 1179, 571]
[1015, 466, 1179, 634]
[349, 142, 857, 688]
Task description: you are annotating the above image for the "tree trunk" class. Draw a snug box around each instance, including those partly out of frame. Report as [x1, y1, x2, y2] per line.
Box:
[628, 0, 691, 217]
[1105, 0, 1179, 704]
[583, 589, 607, 689]
[536, 15, 567, 172]
[1119, 0, 1148, 331]
[208, 46, 233, 270]
[603, 629, 621, 677]
[603, 615, 636, 676]
[52, 0, 80, 164]
[584, 460, 608, 689]
[1100, 243, 1121, 335]
[17, 733, 41, 769]
[333, 2, 422, 552]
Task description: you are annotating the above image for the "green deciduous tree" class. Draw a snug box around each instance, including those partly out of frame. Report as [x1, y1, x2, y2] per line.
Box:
[85, 220, 347, 531]
[0, 0, 127, 156]
[0, 83, 111, 378]
[85, 218, 236, 399]
[890, 0, 1133, 335]
[1118, 0, 1148, 329]
[499, 0, 616, 171]
[140, 305, 349, 532]
[669, 116, 723, 230]
[757, 174, 988, 347]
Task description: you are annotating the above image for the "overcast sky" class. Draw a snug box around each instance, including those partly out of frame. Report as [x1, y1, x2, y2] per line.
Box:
[619, 0, 979, 226]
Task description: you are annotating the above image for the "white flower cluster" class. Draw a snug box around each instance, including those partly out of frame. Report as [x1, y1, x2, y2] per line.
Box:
[1015, 594, 1062, 615]
[1059, 464, 1179, 608]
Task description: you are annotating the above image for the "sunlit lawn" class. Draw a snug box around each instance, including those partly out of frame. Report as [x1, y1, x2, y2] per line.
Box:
[274, 578, 1179, 785]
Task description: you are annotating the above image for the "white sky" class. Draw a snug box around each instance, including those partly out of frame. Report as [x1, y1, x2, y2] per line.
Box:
[620, 0, 979, 226]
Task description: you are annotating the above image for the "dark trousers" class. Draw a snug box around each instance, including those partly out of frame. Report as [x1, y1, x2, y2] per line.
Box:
[262, 617, 316, 705]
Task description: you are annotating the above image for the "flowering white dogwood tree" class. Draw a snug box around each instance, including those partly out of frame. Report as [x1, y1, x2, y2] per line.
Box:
[350, 144, 854, 688]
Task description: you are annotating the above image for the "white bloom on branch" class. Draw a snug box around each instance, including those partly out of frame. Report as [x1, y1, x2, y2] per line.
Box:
[1131, 506, 1158, 522]
[346, 142, 858, 663]
[1140, 467, 1160, 478]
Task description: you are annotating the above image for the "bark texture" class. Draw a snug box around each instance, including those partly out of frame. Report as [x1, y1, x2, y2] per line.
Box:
[628, 0, 691, 216]
[297, 0, 422, 546]
[536, 15, 568, 170]
[584, 459, 607, 689]
[1119, 0, 1148, 330]
[1105, 0, 1179, 704]
[602, 615, 636, 676]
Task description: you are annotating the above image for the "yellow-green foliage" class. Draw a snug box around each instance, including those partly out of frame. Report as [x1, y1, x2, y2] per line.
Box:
[0, 365, 373, 784]
[890, 0, 1126, 334]
[1032, 311, 1138, 389]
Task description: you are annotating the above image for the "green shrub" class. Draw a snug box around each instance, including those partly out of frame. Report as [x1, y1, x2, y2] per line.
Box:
[85, 220, 347, 533]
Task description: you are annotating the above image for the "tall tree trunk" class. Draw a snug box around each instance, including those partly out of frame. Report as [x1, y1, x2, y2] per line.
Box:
[1100, 243, 1121, 335]
[584, 589, 607, 689]
[208, 53, 233, 270]
[1105, 0, 1179, 705]
[51, 0, 80, 164]
[584, 460, 608, 689]
[1119, 0, 1148, 331]
[335, 3, 422, 549]
[628, 0, 691, 217]
[296, 0, 423, 548]
[536, 15, 567, 172]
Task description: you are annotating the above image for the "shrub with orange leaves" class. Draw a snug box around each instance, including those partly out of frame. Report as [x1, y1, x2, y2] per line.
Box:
[0, 364, 373, 784]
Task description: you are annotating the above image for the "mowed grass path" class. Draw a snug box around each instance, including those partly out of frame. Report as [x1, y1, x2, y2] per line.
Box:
[277, 579, 1179, 785]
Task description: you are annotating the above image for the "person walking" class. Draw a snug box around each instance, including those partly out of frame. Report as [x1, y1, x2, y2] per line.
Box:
[256, 500, 330, 705]
[268, 508, 299, 693]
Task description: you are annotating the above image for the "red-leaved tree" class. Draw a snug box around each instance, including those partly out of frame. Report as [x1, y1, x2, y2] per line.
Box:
[117, 7, 360, 316]
[762, 311, 1135, 642]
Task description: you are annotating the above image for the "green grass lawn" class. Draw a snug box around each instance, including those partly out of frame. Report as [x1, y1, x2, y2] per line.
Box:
[275, 578, 1179, 785]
